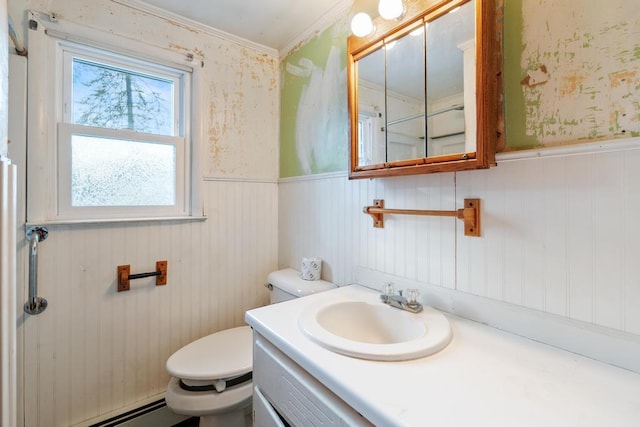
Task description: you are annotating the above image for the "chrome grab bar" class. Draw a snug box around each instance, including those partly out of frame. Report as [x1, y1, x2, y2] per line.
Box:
[24, 226, 48, 315]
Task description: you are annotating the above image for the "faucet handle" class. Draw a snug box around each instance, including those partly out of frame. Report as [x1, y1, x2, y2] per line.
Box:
[382, 282, 395, 295]
[406, 288, 420, 307]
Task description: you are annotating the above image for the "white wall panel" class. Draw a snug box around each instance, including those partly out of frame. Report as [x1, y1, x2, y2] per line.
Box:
[539, 156, 569, 317]
[566, 155, 596, 323]
[623, 151, 640, 335]
[592, 153, 624, 330]
[457, 149, 640, 335]
[18, 180, 277, 426]
[280, 149, 640, 342]
[278, 172, 457, 288]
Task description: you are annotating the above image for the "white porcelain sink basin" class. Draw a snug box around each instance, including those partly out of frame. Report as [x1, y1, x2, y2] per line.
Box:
[299, 300, 452, 361]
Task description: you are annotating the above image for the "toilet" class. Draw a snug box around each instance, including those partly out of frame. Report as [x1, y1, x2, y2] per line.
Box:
[165, 268, 336, 427]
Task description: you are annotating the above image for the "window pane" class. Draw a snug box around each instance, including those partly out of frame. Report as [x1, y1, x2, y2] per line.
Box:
[71, 135, 176, 207]
[72, 58, 175, 135]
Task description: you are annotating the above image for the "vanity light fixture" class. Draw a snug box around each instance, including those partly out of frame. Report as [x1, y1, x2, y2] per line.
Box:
[378, 0, 406, 20]
[350, 11, 375, 37]
[350, 0, 406, 37]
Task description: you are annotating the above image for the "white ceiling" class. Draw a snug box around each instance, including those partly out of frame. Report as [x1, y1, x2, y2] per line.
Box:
[137, 0, 352, 51]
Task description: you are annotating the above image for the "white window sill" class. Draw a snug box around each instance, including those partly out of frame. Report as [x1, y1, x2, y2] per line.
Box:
[25, 215, 207, 227]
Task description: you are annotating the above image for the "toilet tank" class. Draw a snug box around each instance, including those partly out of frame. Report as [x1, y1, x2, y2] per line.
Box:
[267, 269, 336, 304]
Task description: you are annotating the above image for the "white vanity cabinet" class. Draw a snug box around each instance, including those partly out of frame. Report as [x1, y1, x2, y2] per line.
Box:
[252, 332, 373, 427]
[246, 285, 640, 427]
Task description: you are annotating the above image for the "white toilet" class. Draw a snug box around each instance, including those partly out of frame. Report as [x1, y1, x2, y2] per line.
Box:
[165, 268, 336, 427]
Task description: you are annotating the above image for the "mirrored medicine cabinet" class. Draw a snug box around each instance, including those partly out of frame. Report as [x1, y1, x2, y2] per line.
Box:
[348, 0, 498, 179]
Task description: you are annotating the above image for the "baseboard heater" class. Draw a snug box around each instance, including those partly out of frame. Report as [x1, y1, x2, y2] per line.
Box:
[88, 399, 167, 427]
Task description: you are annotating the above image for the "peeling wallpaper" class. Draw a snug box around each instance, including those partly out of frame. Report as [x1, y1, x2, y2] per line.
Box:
[505, 0, 640, 150]
[14, 0, 280, 179]
[205, 46, 279, 178]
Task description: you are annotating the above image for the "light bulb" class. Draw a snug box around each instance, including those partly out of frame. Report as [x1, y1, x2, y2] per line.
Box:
[378, 0, 405, 20]
[351, 12, 375, 37]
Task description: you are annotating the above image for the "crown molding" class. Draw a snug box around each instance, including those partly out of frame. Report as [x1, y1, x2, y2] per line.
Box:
[278, 0, 352, 58]
[110, 0, 279, 57]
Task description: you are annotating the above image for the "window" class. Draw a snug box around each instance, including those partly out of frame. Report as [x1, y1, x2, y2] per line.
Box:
[357, 115, 372, 165]
[26, 20, 200, 224]
[54, 43, 190, 220]
[358, 113, 384, 165]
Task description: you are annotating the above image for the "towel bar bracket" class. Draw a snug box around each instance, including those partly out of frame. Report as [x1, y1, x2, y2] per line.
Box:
[363, 198, 481, 237]
[459, 198, 480, 237]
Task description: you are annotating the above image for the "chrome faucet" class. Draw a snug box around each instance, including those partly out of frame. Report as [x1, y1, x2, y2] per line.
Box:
[380, 283, 423, 313]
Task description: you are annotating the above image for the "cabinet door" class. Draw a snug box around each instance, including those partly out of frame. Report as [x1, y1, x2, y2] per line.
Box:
[253, 386, 287, 427]
[253, 333, 373, 426]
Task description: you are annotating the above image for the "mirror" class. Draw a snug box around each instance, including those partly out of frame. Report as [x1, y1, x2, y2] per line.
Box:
[348, 0, 497, 179]
[386, 27, 426, 163]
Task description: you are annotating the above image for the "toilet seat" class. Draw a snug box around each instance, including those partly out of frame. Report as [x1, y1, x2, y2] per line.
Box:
[166, 376, 253, 417]
[179, 371, 252, 393]
[166, 326, 253, 383]
[165, 326, 254, 419]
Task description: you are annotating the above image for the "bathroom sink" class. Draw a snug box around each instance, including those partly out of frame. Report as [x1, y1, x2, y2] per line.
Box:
[298, 300, 452, 361]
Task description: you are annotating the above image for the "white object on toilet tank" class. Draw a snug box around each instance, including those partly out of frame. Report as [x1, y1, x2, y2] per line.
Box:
[267, 268, 336, 303]
[301, 257, 322, 280]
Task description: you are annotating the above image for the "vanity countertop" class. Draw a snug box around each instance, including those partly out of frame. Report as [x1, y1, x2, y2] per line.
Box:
[245, 284, 640, 427]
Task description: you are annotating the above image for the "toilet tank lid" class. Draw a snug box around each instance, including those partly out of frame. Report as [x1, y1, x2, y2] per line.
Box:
[166, 326, 252, 381]
[268, 268, 336, 296]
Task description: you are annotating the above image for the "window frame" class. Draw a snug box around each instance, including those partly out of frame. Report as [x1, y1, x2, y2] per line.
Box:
[59, 41, 190, 220]
[26, 17, 203, 224]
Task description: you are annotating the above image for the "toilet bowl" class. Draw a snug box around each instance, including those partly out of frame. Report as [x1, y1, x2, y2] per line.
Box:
[165, 268, 336, 427]
[166, 326, 253, 427]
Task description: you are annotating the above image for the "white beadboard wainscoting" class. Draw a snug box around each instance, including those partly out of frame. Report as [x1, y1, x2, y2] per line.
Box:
[278, 172, 457, 288]
[278, 146, 640, 343]
[18, 179, 277, 427]
[456, 148, 640, 335]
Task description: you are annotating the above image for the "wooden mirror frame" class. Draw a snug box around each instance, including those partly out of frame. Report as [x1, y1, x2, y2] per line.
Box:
[348, 0, 498, 179]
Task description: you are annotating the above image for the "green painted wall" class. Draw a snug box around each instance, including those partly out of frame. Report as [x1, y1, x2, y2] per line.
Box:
[503, 0, 538, 150]
[279, 21, 349, 178]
